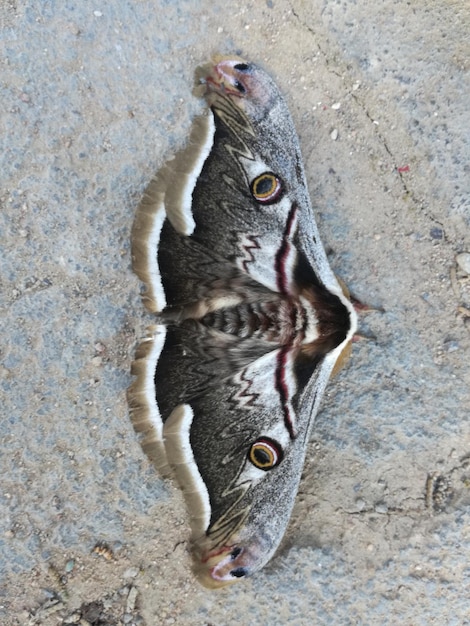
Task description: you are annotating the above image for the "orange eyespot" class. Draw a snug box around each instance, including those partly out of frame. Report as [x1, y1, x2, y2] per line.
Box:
[250, 173, 283, 205]
[248, 437, 283, 470]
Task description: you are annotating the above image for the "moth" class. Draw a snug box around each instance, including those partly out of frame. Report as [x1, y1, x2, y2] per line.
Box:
[129, 57, 357, 588]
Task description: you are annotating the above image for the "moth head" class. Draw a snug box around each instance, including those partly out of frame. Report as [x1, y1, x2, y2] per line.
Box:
[193, 529, 276, 589]
[196, 56, 276, 115]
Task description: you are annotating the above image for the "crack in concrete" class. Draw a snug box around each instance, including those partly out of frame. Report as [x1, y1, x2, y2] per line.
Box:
[343, 503, 423, 517]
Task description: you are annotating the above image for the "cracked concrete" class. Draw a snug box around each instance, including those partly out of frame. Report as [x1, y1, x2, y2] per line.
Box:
[1, 0, 469, 624]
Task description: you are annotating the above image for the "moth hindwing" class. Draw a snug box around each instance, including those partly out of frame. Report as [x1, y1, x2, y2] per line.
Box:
[129, 56, 357, 588]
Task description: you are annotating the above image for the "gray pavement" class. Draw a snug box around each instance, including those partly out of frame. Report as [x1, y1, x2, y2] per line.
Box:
[1, 1, 469, 624]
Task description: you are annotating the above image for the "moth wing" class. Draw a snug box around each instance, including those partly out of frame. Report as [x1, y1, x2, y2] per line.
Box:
[132, 72, 347, 317]
[150, 320, 343, 585]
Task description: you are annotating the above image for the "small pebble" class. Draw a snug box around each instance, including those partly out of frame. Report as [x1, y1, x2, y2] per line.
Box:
[126, 586, 138, 612]
[93, 11, 103, 17]
[443, 340, 459, 353]
[354, 498, 366, 511]
[123, 567, 139, 579]
[374, 502, 388, 514]
[331, 102, 341, 110]
[430, 227, 444, 240]
[65, 559, 75, 573]
[330, 128, 338, 141]
[456, 252, 470, 275]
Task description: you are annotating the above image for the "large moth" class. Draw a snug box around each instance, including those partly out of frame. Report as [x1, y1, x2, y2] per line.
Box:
[129, 57, 357, 588]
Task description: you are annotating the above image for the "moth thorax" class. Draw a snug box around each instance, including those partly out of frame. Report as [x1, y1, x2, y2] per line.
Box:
[300, 285, 352, 356]
[200, 298, 306, 344]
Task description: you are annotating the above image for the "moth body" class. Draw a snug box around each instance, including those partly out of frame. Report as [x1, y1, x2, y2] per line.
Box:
[130, 57, 357, 588]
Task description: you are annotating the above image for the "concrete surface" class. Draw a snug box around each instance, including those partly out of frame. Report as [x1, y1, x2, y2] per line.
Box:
[1, 1, 469, 624]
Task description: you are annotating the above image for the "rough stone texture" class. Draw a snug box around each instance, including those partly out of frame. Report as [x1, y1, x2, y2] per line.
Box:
[1, 1, 469, 624]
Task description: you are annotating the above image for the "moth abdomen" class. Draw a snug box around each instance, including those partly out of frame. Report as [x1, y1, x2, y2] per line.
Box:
[199, 297, 309, 346]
